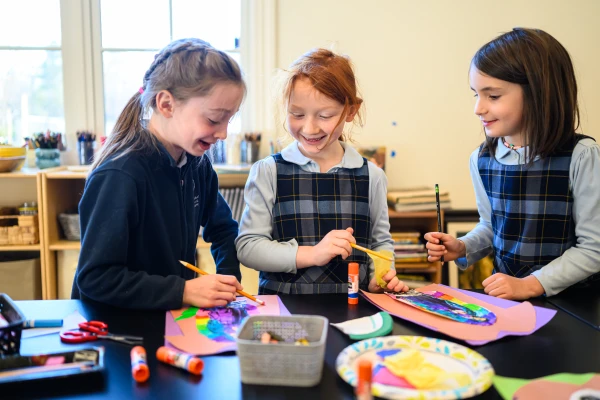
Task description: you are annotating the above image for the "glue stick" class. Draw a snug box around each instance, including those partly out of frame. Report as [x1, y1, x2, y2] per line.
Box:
[156, 346, 204, 375]
[355, 359, 373, 400]
[131, 346, 150, 383]
[348, 262, 359, 304]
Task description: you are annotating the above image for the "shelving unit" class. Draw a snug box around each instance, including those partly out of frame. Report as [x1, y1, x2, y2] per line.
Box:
[388, 209, 444, 285]
[40, 167, 87, 299]
[0, 168, 46, 298]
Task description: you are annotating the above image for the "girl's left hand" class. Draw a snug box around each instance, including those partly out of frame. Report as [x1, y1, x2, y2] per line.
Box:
[482, 273, 545, 300]
[368, 269, 409, 293]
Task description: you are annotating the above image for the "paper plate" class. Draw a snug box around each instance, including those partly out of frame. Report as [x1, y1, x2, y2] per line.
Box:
[336, 335, 494, 400]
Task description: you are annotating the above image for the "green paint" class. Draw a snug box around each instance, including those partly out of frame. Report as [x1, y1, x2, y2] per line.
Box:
[175, 306, 199, 321]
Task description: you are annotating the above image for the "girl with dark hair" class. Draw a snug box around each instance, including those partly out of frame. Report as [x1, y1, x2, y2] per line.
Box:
[425, 28, 600, 300]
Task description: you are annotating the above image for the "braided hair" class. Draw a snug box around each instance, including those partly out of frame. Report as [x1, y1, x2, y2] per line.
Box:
[92, 38, 245, 170]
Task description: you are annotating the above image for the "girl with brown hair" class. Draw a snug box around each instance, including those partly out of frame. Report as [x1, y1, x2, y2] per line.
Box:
[73, 38, 244, 309]
[425, 28, 600, 300]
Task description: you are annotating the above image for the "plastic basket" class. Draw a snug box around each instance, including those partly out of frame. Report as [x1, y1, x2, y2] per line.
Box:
[58, 213, 80, 241]
[0, 293, 25, 357]
[236, 315, 328, 387]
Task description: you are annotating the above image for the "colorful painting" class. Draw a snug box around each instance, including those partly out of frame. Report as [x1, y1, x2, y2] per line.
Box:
[175, 300, 259, 342]
[336, 335, 494, 400]
[165, 295, 289, 355]
[387, 290, 496, 326]
[362, 284, 555, 345]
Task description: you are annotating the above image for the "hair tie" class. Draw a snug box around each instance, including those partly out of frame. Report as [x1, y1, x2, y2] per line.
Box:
[139, 87, 144, 94]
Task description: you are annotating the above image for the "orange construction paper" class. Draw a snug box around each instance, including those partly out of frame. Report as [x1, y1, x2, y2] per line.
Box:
[165, 295, 281, 355]
[514, 375, 600, 400]
[362, 284, 536, 343]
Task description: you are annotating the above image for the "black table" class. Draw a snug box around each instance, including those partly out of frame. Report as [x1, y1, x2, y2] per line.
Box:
[547, 285, 600, 331]
[8, 294, 600, 399]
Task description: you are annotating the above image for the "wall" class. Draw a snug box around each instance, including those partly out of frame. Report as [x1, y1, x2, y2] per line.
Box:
[273, 0, 600, 208]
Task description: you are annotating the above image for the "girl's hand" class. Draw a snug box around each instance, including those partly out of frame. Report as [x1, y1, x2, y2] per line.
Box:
[182, 274, 243, 308]
[482, 273, 545, 300]
[301, 227, 355, 267]
[424, 232, 466, 262]
[368, 269, 409, 293]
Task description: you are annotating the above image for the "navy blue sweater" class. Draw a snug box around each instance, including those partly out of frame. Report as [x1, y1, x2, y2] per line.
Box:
[72, 142, 241, 310]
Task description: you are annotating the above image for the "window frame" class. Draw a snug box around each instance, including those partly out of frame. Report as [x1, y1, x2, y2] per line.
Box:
[1, 0, 275, 164]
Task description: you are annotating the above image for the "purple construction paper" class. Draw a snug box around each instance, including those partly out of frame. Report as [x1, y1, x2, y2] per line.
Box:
[362, 285, 557, 346]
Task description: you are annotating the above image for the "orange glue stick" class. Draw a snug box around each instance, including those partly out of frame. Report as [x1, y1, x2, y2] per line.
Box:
[131, 346, 150, 383]
[156, 346, 204, 375]
[355, 359, 373, 400]
[348, 262, 359, 304]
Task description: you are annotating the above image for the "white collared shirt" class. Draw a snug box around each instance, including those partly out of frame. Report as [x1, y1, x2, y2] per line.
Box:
[235, 141, 394, 278]
[457, 138, 600, 296]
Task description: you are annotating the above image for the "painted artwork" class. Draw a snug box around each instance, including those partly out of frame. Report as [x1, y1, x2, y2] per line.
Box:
[361, 284, 556, 345]
[175, 300, 259, 342]
[165, 295, 289, 355]
[387, 289, 497, 326]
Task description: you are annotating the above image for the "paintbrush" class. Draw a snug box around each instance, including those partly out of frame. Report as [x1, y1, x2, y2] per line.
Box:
[179, 260, 265, 306]
[350, 243, 395, 262]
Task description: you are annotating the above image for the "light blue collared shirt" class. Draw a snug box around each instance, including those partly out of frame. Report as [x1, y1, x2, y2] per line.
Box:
[235, 141, 394, 279]
[457, 138, 600, 296]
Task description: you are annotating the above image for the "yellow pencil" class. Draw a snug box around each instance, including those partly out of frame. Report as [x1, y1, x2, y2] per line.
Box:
[350, 243, 394, 262]
[179, 260, 265, 306]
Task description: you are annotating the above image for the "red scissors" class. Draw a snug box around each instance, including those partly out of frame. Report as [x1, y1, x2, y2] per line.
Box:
[60, 321, 143, 345]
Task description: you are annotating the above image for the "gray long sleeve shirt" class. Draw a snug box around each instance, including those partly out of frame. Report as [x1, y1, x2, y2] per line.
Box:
[235, 141, 395, 279]
[457, 138, 600, 296]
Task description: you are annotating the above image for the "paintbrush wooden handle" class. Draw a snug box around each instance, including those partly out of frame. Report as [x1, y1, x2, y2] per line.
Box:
[350, 243, 394, 262]
[179, 261, 265, 305]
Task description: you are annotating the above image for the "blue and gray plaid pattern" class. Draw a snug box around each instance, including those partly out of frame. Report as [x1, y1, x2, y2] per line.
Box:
[259, 154, 371, 294]
[478, 143, 580, 278]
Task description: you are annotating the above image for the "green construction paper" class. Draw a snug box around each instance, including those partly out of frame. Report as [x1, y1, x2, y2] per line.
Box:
[175, 306, 199, 321]
[493, 373, 597, 400]
[349, 311, 393, 340]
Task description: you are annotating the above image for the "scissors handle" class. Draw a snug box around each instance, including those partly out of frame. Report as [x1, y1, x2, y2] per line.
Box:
[60, 330, 98, 344]
[79, 321, 108, 335]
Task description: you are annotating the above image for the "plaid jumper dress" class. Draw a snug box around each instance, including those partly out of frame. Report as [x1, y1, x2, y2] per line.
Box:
[477, 136, 591, 278]
[258, 154, 372, 294]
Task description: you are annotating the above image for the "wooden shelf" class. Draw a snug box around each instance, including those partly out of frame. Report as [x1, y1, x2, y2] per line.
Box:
[0, 244, 41, 251]
[388, 210, 439, 219]
[45, 170, 88, 179]
[0, 168, 40, 178]
[395, 266, 438, 274]
[395, 262, 436, 270]
[49, 240, 81, 250]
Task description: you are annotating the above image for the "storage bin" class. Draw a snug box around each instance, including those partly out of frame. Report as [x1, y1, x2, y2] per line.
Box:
[0, 252, 42, 300]
[58, 250, 79, 299]
[0, 293, 26, 357]
[0, 215, 39, 245]
[236, 315, 328, 387]
[58, 213, 80, 241]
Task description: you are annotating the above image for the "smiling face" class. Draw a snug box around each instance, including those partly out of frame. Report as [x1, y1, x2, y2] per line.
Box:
[157, 82, 243, 159]
[286, 77, 355, 160]
[469, 67, 525, 146]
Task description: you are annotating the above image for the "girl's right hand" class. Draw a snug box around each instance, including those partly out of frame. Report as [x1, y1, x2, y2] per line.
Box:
[182, 274, 243, 308]
[423, 232, 466, 262]
[310, 227, 356, 266]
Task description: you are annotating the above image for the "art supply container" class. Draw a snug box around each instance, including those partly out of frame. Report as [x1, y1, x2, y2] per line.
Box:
[236, 315, 328, 387]
[77, 141, 95, 165]
[0, 293, 26, 357]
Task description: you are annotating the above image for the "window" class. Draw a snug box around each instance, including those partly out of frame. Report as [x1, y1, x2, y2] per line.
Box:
[0, 0, 64, 146]
[96, 0, 242, 137]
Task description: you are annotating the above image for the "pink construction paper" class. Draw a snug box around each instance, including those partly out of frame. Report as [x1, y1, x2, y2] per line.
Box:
[362, 284, 556, 345]
[164, 295, 285, 355]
